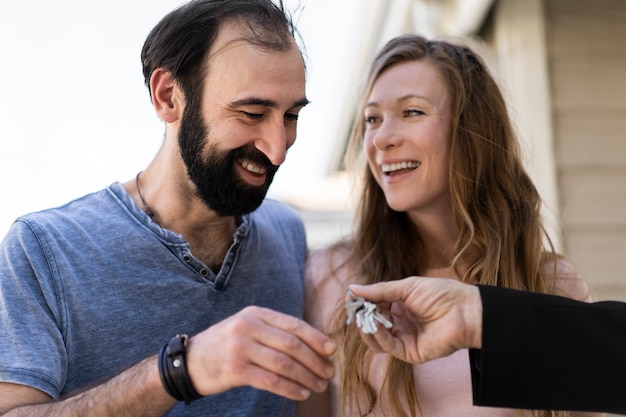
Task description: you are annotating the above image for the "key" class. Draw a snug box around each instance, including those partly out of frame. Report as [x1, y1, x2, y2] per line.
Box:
[373, 309, 393, 329]
[344, 288, 393, 334]
[357, 301, 377, 334]
[344, 297, 365, 325]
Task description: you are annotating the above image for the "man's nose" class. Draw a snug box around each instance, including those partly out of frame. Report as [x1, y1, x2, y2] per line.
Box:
[254, 122, 291, 166]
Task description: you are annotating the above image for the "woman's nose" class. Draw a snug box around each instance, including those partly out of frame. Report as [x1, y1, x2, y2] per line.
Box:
[372, 119, 403, 150]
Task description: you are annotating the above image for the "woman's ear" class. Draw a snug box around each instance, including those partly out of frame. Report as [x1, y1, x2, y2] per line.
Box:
[149, 68, 184, 123]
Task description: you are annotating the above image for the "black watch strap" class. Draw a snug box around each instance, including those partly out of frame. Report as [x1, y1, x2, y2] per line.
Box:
[158, 334, 203, 404]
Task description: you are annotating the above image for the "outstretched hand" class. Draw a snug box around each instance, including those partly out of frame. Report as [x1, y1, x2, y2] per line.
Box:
[348, 277, 482, 364]
[186, 306, 336, 401]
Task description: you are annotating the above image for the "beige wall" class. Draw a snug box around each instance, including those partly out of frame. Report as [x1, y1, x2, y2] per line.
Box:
[545, 0, 626, 301]
[482, 0, 626, 302]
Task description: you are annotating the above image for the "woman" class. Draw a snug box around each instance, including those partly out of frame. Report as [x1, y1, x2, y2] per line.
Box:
[297, 34, 599, 417]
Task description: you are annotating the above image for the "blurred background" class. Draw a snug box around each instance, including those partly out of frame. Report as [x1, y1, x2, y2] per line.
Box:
[1, 0, 625, 316]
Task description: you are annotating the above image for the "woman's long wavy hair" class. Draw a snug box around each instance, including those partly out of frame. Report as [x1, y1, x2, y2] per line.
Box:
[332, 34, 565, 417]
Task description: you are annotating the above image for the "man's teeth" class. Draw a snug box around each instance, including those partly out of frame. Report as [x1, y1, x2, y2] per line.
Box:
[381, 161, 420, 173]
[239, 159, 265, 174]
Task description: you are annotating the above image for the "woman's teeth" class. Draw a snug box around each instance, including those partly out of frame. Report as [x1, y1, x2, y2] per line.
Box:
[381, 161, 420, 174]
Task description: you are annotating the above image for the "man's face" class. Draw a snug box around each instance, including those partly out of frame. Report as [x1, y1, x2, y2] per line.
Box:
[179, 22, 307, 217]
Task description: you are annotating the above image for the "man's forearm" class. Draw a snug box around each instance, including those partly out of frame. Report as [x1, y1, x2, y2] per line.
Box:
[4, 356, 176, 417]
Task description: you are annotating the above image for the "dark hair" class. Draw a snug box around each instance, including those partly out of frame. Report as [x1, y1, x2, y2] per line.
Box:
[141, 0, 298, 103]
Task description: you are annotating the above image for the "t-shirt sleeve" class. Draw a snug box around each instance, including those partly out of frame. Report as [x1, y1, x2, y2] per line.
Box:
[0, 219, 67, 398]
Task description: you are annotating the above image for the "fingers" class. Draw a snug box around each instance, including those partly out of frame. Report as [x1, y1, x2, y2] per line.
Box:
[258, 307, 337, 359]
[358, 326, 394, 353]
[350, 278, 484, 364]
[187, 306, 336, 401]
[235, 363, 315, 401]
[243, 341, 329, 400]
[253, 308, 335, 383]
[352, 306, 418, 363]
[348, 279, 410, 305]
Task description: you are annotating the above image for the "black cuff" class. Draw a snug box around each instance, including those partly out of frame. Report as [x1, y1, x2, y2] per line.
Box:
[158, 334, 203, 405]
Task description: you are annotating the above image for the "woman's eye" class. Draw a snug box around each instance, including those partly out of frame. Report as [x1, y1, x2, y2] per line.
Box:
[364, 115, 379, 124]
[405, 109, 425, 117]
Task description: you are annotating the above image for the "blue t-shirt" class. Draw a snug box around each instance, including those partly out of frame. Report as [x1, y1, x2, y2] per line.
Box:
[0, 182, 307, 416]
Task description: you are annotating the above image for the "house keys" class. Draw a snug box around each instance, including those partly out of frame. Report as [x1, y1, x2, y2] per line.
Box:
[345, 288, 393, 334]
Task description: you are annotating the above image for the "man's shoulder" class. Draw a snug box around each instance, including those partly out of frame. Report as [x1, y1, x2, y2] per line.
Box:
[249, 199, 306, 243]
[15, 185, 120, 233]
[253, 198, 302, 222]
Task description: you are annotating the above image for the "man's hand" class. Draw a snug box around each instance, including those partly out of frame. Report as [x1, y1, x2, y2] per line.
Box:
[348, 277, 482, 364]
[186, 306, 336, 401]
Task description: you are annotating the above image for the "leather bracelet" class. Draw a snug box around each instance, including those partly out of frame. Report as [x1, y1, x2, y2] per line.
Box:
[158, 334, 203, 404]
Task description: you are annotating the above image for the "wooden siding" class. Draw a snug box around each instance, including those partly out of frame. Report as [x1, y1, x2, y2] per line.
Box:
[545, 0, 626, 301]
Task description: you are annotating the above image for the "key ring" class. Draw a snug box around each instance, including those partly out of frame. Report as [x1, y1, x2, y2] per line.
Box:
[345, 289, 365, 325]
[344, 288, 393, 333]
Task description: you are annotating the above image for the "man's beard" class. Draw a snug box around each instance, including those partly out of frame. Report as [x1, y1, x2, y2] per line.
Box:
[178, 101, 279, 217]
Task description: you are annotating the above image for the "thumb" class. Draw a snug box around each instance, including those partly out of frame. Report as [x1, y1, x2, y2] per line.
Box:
[348, 279, 410, 304]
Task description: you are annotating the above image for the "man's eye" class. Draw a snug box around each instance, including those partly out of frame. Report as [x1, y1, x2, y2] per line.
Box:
[242, 111, 263, 120]
[285, 113, 299, 122]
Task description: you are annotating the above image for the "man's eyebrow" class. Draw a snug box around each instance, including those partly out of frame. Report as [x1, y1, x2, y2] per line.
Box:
[231, 97, 310, 109]
[294, 98, 310, 108]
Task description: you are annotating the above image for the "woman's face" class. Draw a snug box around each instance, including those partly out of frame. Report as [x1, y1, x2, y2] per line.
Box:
[363, 59, 452, 216]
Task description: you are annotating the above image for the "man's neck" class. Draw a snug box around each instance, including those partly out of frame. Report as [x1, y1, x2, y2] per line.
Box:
[123, 146, 239, 270]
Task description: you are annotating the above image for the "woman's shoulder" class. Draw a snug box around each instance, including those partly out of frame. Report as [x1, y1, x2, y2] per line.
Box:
[551, 257, 593, 302]
[304, 242, 356, 332]
[306, 242, 355, 288]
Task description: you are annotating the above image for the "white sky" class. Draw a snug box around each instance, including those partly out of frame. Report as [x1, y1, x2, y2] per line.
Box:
[0, 0, 365, 235]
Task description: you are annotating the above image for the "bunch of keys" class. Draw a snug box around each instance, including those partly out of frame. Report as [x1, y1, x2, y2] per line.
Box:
[344, 288, 393, 334]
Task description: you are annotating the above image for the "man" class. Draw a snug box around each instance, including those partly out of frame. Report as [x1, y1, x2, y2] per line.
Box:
[349, 277, 626, 414]
[0, 1, 335, 416]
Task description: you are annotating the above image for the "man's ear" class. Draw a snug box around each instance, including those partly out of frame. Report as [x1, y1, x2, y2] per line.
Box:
[149, 68, 184, 123]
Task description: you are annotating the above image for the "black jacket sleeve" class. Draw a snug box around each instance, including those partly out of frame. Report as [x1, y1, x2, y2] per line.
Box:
[469, 285, 626, 414]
